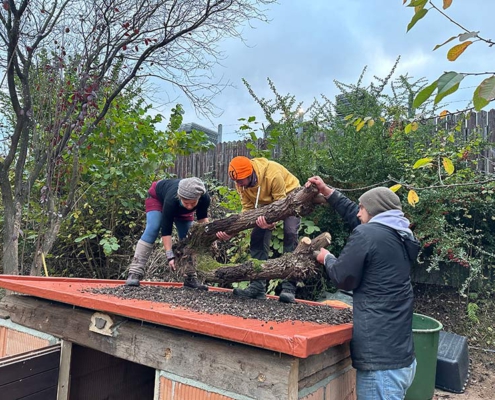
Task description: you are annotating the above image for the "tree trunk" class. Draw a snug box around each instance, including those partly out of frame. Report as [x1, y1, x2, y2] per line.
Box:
[202, 233, 331, 284]
[1, 199, 21, 276]
[30, 151, 79, 276]
[186, 185, 323, 250]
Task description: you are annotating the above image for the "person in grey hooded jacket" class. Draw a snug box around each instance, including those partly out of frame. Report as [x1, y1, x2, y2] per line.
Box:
[307, 176, 421, 400]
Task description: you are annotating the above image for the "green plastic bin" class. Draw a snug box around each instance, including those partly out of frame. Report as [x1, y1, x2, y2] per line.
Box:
[405, 313, 443, 400]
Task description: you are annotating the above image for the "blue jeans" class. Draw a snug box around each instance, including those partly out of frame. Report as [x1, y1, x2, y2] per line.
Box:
[356, 359, 417, 400]
[141, 211, 192, 243]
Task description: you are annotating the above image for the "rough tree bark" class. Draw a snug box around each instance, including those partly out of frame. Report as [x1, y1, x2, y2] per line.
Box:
[185, 185, 325, 249]
[203, 233, 331, 285]
[173, 185, 331, 284]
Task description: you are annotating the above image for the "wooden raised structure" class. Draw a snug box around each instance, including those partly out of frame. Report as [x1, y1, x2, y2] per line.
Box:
[0, 276, 355, 400]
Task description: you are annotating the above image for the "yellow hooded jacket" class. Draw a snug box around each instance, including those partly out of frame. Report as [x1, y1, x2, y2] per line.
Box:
[236, 158, 300, 212]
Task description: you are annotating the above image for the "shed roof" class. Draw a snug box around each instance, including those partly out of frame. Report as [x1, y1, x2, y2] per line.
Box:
[0, 276, 352, 358]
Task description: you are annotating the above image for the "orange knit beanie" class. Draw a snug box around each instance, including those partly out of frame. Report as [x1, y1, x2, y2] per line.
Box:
[228, 156, 253, 180]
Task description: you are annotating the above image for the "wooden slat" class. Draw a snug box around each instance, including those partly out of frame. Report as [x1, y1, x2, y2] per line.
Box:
[57, 340, 72, 400]
[0, 344, 60, 385]
[2, 367, 59, 399]
[298, 343, 350, 382]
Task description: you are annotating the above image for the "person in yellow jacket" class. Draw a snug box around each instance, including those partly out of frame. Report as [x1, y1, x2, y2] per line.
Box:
[216, 156, 300, 303]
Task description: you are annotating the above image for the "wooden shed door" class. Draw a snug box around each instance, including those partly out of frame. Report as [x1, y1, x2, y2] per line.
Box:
[0, 343, 60, 400]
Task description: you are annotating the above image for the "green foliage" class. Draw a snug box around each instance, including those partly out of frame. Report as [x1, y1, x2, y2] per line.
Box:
[237, 116, 280, 159]
[268, 218, 321, 258]
[386, 111, 495, 292]
[243, 64, 495, 297]
[46, 96, 212, 279]
[403, 0, 494, 110]
[215, 185, 242, 214]
[467, 302, 480, 324]
[267, 278, 282, 295]
[243, 78, 322, 181]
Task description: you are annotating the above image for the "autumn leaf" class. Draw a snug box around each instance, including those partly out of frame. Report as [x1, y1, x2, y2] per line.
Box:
[344, 114, 353, 120]
[356, 120, 366, 131]
[408, 190, 420, 207]
[442, 157, 455, 175]
[367, 119, 375, 128]
[443, 0, 453, 9]
[413, 157, 433, 169]
[390, 184, 402, 192]
[411, 122, 419, 131]
[405, 123, 412, 134]
[447, 41, 473, 61]
[439, 110, 448, 119]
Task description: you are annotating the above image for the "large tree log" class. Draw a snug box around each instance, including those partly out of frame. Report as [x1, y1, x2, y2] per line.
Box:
[186, 185, 323, 250]
[201, 233, 331, 284]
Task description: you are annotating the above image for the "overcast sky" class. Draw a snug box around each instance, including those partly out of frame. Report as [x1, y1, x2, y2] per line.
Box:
[154, 0, 494, 142]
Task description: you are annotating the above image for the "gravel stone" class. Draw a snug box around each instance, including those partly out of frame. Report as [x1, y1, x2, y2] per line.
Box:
[89, 285, 353, 325]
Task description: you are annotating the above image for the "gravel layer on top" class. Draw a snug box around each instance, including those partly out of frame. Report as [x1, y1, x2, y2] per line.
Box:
[89, 285, 353, 325]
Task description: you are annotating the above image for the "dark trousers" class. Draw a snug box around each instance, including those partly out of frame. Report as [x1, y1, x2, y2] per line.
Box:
[250, 216, 301, 260]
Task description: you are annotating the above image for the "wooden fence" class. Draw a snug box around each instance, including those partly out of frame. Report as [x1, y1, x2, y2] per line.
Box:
[170, 140, 260, 188]
[168, 110, 495, 185]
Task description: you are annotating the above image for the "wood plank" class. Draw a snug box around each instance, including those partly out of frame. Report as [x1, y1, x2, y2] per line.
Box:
[0, 326, 6, 357]
[1, 295, 298, 400]
[298, 343, 350, 381]
[57, 340, 72, 400]
[299, 357, 352, 390]
[0, 345, 60, 385]
[2, 368, 59, 399]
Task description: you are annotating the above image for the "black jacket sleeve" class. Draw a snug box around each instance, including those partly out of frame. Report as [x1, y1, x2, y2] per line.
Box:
[324, 226, 369, 291]
[160, 202, 176, 237]
[327, 191, 360, 231]
[195, 193, 211, 220]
